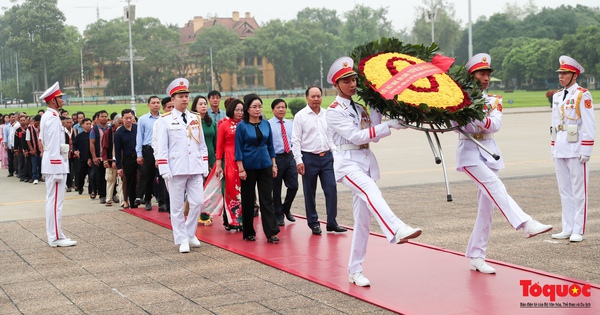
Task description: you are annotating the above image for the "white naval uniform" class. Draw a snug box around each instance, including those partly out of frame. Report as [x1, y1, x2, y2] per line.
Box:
[40, 107, 70, 243]
[456, 93, 532, 259]
[326, 96, 407, 275]
[156, 109, 208, 244]
[551, 84, 595, 235]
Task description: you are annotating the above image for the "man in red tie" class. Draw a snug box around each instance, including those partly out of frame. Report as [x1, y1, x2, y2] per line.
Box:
[269, 99, 298, 226]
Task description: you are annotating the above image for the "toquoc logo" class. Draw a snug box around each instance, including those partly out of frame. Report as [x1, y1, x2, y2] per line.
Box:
[520, 280, 592, 302]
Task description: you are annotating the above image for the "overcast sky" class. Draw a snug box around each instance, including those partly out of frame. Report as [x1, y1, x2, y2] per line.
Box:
[3, 0, 599, 34]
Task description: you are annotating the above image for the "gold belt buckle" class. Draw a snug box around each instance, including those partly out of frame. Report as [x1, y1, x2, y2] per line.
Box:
[318, 152, 326, 157]
[557, 125, 565, 131]
[473, 133, 484, 140]
[359, 144, 369, 150]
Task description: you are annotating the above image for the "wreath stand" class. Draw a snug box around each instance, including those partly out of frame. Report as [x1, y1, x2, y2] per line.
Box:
[400, 122, 500, 202]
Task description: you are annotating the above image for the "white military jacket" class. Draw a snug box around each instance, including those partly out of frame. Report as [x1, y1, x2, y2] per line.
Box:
[156, 109, 208, 176]
[455, 93, 504, 170]
[551, 83, 595, 158]
[326, 95, 391, 182]
[40, 107, 69, 175]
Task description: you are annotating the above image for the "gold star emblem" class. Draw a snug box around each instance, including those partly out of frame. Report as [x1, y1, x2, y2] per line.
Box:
[571, 287, 579, 294]
[342, 61, 348, 68]
[482, 57, 487, 62]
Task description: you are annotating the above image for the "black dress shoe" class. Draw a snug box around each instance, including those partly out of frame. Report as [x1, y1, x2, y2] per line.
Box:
[267, 235, 279, 243]
[243, 235, 256, 241]
[285, 212, 296, 222]
[311, 226, 322, 235]
[7, 174, 13, 177]
[277, 219, 285, 226]
[145, 203, 152, 211]
[158, 205, 168, 212]
[326, 225, 348, 233]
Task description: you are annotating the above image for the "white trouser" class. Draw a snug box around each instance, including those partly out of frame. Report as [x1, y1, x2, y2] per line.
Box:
[167, 174, 204, 244]
[105, 168, 117, 201]
[555, 157, 588, 235]
[45, 174, 67, 242]
[461, 162, 532, 258]
[340, 171, 404, 274]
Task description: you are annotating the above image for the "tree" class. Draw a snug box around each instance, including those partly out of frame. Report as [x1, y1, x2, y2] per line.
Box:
[411, 0, 462, 56]
[340, 5, 399, 52]
[187, 25, 244, 92]
[2, 0, 70, 91]
[559, 25, 600, 78]
[296, 8, 342, 36]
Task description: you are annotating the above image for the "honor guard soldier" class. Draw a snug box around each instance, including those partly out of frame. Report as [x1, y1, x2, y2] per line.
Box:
[459, 54, 552, 274]
[40, 82, 77, 247]
[551, 56, 595, 242]
[325, 57, 422, 287]
[156, 78, 209, 253]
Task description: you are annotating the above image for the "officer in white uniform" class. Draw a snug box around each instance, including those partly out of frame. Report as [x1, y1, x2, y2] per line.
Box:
[459, 54, 552, 274]
[325, 57, 422, 287]
[40, 82, 77, 247]
[156, 78, 209, 253]
[550, 56, 595, 243]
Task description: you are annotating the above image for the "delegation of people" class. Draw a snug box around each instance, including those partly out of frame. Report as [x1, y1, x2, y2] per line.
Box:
[0, 54, 593, 287]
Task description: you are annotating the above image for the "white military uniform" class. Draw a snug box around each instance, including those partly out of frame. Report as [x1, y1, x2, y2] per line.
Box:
[40, 105, 70, 243]
[456, 92, 532, 259]
[551, 82, 595, 235]
[327, 95, 408, 274]
[156, 81, 208, 246]
[156, 109, 208, 244]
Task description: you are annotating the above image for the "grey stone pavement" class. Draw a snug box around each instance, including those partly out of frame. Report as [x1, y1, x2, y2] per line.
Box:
[1, 106, 599, 314]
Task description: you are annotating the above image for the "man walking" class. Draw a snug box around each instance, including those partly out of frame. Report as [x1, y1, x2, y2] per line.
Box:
[136, 96, 161, 210]
[292, 86, 345, 235]
[156, 78, 209, 253]
[268, 99, 298, 226]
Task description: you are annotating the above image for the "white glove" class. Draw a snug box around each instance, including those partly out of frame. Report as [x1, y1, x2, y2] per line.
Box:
[579, 155, 590, 163]
[386, 119, 408, 130]
[53, 174, 64, 182]
[162, 172, 173, 181]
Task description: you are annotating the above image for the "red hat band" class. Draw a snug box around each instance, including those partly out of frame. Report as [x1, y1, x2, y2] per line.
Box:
[558, 64, 580, 75]
[44, 89, 63, 103]
[468, 62, 491, 74]
[332, 68, 355, 83]
[170, 85, 189, 96]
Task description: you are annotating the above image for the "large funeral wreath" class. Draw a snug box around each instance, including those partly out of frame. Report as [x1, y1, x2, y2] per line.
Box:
[351, 37, 485, 128]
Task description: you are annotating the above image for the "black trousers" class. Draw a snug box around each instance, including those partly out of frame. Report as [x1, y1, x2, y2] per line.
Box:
[157, 176, 170, 210]
[122, 155, 138, 207]
[241, 166, 279, 239]
[91, 161, 106, 197]
[66, 157, 76, 188]
[7, 149, 15, 176]
[301, 151, 338, 228]
[77, 160, 92, 194]
[137, 146, 156, 202]
[17, 151, 25, 179]
[273, 153, 298, 221]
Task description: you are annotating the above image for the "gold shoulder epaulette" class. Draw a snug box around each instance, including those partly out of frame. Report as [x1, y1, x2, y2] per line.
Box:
[161, 111, 170, 117]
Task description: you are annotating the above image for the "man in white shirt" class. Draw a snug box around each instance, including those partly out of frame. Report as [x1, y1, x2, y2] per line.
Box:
[292, 86, 346, 235]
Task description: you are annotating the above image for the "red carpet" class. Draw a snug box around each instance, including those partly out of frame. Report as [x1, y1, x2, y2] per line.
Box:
[124, 207, 600, 314]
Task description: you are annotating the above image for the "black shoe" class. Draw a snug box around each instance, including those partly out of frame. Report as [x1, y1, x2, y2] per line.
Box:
[7, 174, 13, 177]
[311, 226, 322, 235]
[253, 206, 259, 217]
[285, 212, 296, 222]
[145, 202, 152, 211]
[158, 205, 168, 212]
[19, 178, 25, 182]
[78, 190, 83, 195]
[277, 219, 285, 226]
[267, 235, 280, 243]
[326, 225, 348, 233]
[134, 198, 142, 206]
[99, 197, 106, 204]
[28, 179, 33, 183]
[243, 235, 256, 241]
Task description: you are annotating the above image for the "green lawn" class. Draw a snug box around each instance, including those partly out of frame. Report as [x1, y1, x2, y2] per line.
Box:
[2, 90, 599, 119]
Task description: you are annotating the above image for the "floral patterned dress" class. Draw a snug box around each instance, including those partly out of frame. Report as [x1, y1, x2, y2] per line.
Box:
[216, 117, 242, 230]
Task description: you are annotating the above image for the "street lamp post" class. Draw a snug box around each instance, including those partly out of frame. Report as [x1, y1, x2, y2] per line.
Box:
[126, 0, 135, 112]
[80, 49, 85, 105]
[468, 0, 473, 58]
